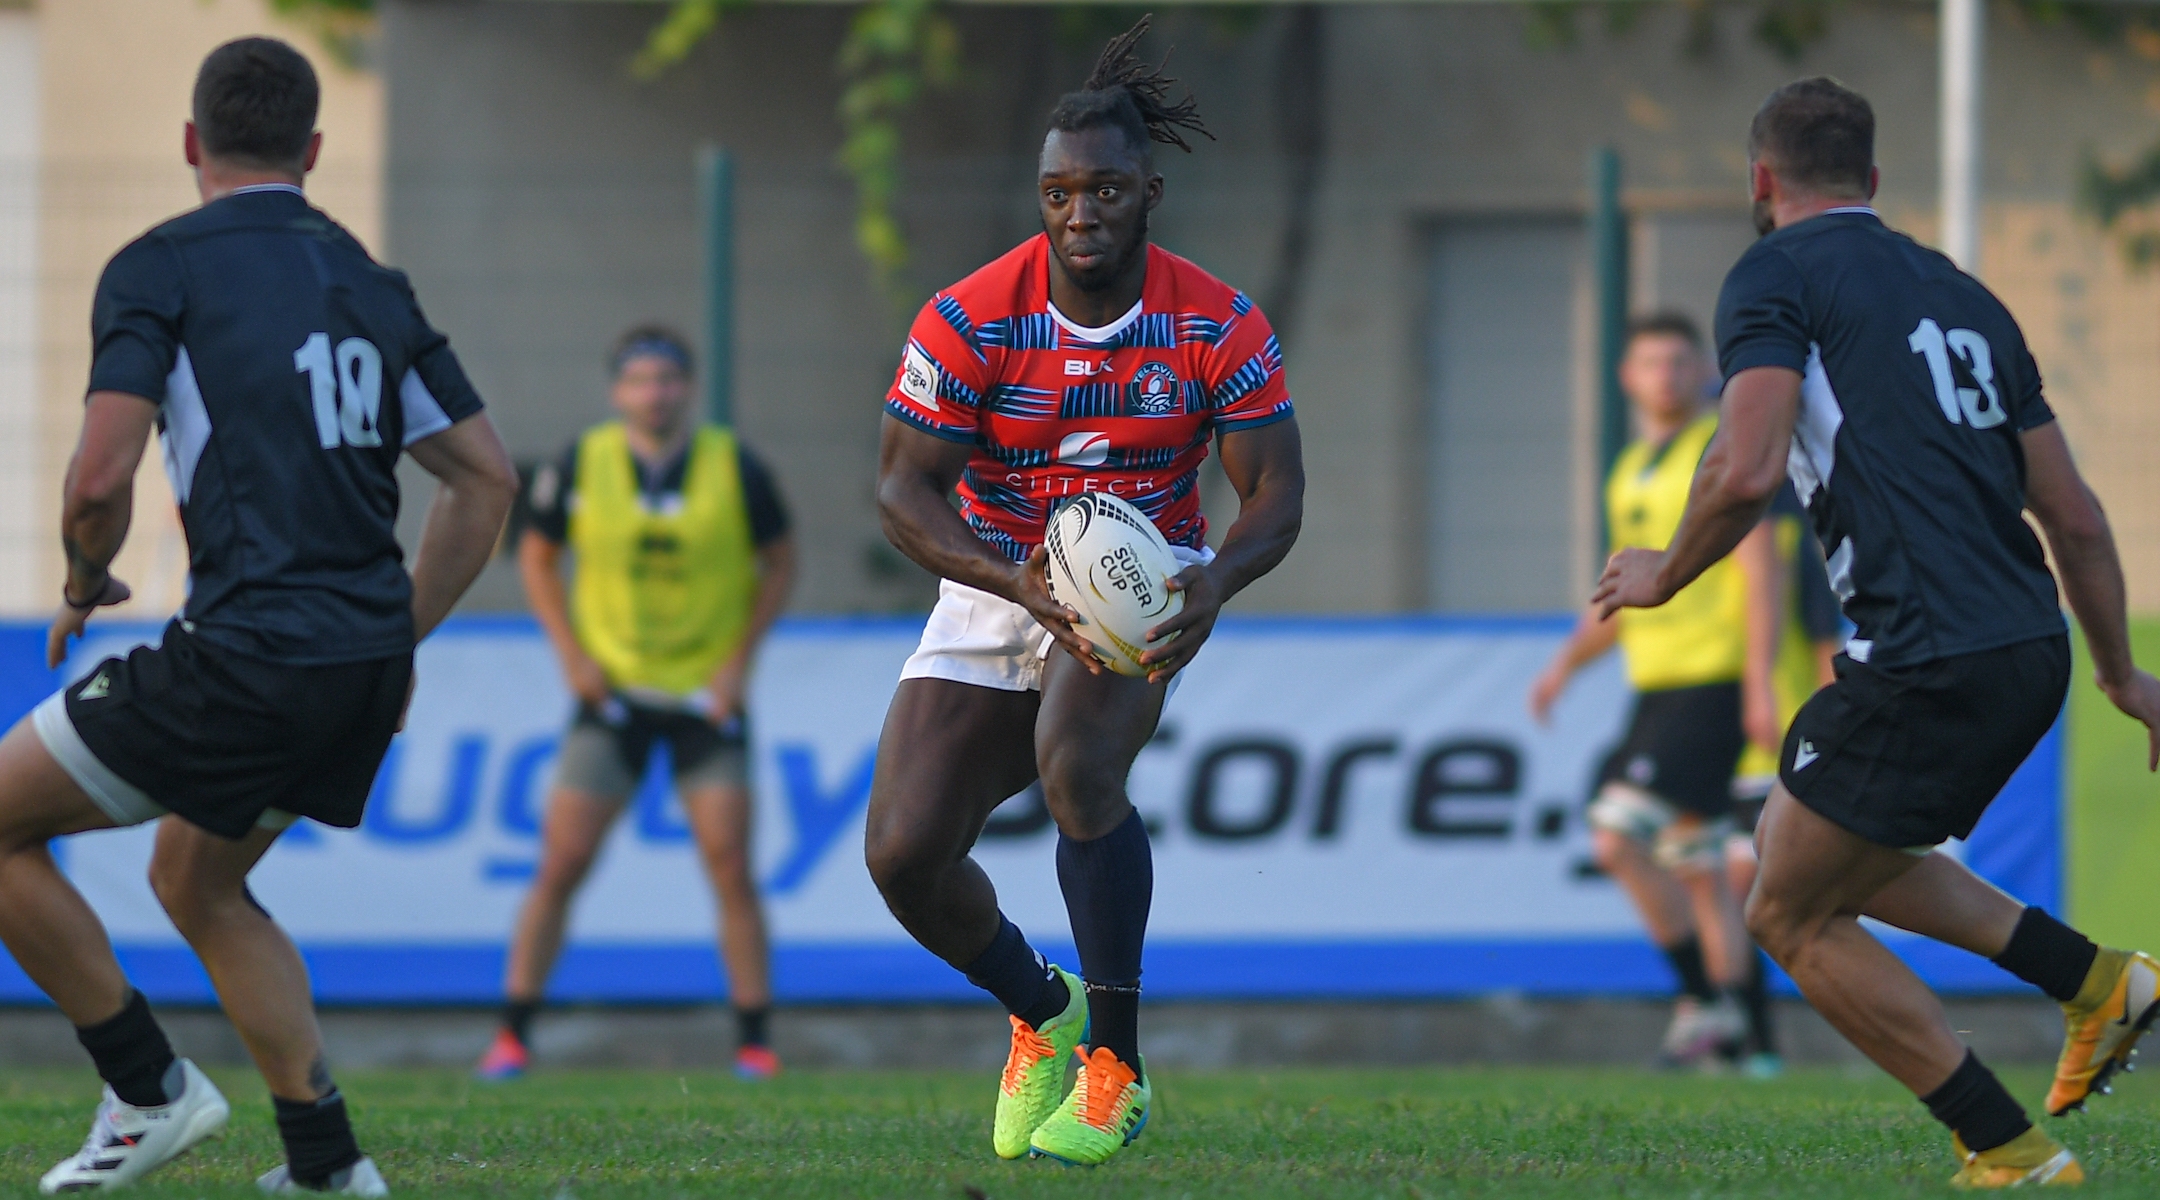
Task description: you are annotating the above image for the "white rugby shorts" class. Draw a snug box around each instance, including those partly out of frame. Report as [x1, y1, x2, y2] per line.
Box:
[901, 544, 1211, 693]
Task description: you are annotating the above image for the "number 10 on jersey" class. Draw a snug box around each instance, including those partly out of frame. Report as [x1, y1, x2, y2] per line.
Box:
[294, 332, 385, 448]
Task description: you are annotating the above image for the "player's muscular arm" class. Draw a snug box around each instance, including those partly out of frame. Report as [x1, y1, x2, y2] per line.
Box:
[2023, 420, 2160, 768]
[517, 530, 609, 706]
[1139, 417, 1305, 682]
[1596, 367, 1798, 617]
[405, 413, 518, 642]
[876, 415, 1101, 669]
[49, 392, 158, 665]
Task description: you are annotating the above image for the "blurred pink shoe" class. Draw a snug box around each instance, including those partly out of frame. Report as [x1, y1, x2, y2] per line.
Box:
[734, 1045, 781, 1080]
[475, 1029, 528, 1081]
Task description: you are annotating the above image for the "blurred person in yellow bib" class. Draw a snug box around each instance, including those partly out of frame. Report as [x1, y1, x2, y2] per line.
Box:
[1531, 312, 1793, 1073]
[477, 326, 796, 1082]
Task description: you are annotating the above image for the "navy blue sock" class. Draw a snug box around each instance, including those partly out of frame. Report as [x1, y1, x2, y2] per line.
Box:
[1057, 808, 1152, 1068]
[962, 916, 1070, 1030]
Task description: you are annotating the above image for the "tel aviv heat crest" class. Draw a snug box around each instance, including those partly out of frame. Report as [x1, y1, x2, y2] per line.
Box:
[1129, 362, 1181, 416]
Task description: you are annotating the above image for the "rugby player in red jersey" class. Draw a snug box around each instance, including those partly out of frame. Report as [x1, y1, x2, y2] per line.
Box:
[864, 18, 1304, 1167]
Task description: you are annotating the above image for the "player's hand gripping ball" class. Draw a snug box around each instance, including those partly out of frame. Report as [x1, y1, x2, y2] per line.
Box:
[1042, 493, 1184, 677]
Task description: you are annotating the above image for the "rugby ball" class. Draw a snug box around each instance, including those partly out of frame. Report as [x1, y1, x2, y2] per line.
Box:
[1042, 493, 1185, 677]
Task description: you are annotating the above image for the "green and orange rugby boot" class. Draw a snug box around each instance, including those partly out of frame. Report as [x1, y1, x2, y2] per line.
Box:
[991, 965, 1086, 1159]
[1028, 1045, 1150, 1166]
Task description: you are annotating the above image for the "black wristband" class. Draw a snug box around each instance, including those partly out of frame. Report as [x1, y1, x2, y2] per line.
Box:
[63, 579, 106, 611]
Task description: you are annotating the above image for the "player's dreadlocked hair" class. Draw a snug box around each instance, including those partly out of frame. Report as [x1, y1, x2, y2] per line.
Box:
[1047, 15, 1214, 156]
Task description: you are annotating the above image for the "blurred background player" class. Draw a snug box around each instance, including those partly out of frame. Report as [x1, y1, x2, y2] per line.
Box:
[865, 18, 1303, 1167]
[1530, 312, 1781, 1072]
[1596, 76, 2160, 1185]
[477, 325, 796, 1082]
[1722, 482, 1842, 1073]
[3, 37, 516, 1193]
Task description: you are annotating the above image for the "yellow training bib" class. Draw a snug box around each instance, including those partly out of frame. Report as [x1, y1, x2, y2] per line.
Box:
[1607, 412, 1746, 691]
[568, 423, 759, 696]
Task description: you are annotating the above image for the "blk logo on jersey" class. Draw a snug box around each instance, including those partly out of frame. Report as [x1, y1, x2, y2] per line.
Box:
[1130, 362, 1180, 416]
[1057, 431, 1112, 467]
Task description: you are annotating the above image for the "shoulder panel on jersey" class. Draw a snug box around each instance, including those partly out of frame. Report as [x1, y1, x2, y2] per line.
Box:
[1231, 291, 1254, 317]
[1788, 343, 1845, 510]
[932, 294, 987, 366]
[159, 347, 212, 506]
[936, 366, 983, 411]
[399, 367, 456, 446]
[1175, 314, 1228, 346]
[1209, 347, 1275, 411]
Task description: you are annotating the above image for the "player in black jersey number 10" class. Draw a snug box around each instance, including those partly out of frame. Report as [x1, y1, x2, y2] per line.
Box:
[1597, 77, 2160, 1187]
[0, 40, 517, 1196]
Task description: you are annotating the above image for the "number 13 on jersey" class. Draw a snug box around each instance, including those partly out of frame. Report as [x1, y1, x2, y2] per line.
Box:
[1907, 317, 2006, 430]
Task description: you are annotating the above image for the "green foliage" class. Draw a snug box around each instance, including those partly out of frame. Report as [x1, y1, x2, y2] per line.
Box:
[264, 0, 376, 68]
[1522, 2, 1588, 50]
[634, 0, 957, 301]
[837, 0, 962, 295]
[1520, 0, 1837, 61]
[2024, 5, 2160, 266]
[2079, 145, 2160, 268]
[2012, 0, 2160, 44]
[1751, 0, 1838, 63]
[632, 0, 750, 81]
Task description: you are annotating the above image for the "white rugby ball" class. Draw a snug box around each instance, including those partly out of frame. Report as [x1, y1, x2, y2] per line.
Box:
[1042, 493, 1185, 677]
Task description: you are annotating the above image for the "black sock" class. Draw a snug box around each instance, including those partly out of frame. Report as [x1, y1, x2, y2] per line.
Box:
[273, 1089, 362, 1187]
[1057, 808, 1152, 1067]
[75, 990, 176, 1108]
[1922, 1051, 2032, 1154]
[962, 916, 1070, 1031]
[1661, 935, 1718, 1003]
[736, 1006, 770, 1049]
[502, 998, 541, 1046]
[1740, 949, 1776, 1055]
[1991, 907, 2100, 1004]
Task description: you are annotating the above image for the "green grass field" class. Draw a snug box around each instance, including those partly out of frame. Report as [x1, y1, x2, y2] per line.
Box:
[4, 1066, 2158, 1198]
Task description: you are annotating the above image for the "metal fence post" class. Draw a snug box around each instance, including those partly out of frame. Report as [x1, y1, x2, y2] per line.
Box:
[698, 145, 735, 424]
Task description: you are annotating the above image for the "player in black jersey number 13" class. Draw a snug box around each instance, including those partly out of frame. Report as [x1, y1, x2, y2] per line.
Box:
[0, 40, 518, 1196]
[1596, 77, 2160, 1187]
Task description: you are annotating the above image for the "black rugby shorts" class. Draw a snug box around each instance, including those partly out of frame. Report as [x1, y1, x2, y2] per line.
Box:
[1778, 634, 2069, 849]
[1594, 681, 1747, 819]
[36, 620, 410, 839]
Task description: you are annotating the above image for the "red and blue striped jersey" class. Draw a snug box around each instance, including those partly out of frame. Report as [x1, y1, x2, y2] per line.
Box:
[884, 235, 1294, 561]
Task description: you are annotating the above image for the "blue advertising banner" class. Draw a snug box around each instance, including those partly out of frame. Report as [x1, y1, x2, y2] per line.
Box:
[0, 615, 2060, 1005]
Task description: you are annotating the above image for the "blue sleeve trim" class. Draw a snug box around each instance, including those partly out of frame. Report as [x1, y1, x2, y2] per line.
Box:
[1213, 407, 1296, 435]
[883, 402, 977, 444]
